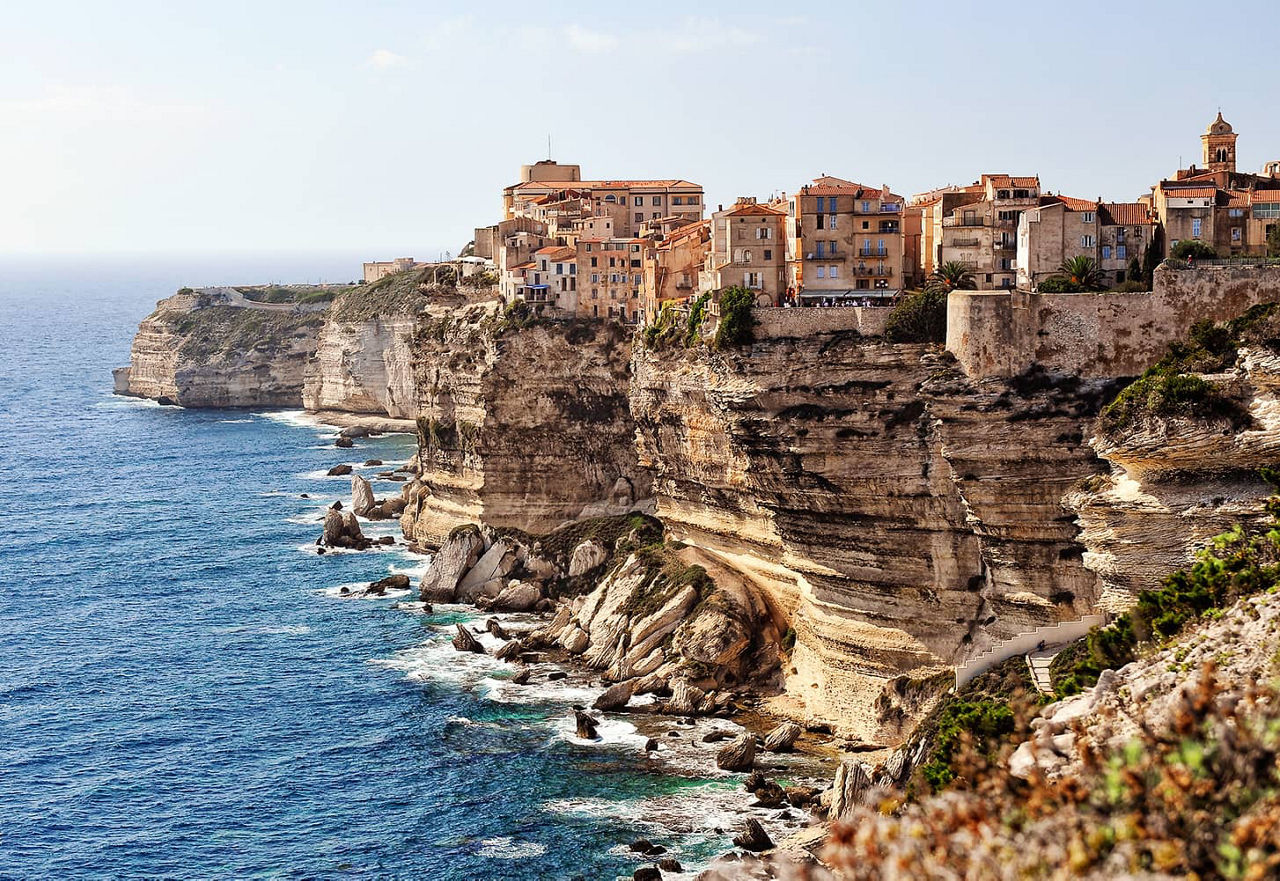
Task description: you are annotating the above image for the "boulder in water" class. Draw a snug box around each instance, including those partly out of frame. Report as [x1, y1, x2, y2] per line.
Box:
[366, 574, 410, 596]
[763, 721, 802, 753]
[490, 580, 541, 612]
[494, 639, 523, 662]
[335, 436, 353, 448]
[327, 464, 353, 476]
[574, 710, 599, 740]
[657, 859, 682, 874]
[363, 459, 383, 466]
[732, 818, 773, 852]
[351, 475, 376, 515]
[510, 666, 531, 685]
[452, 624, 485, 654]
[716, 732, 756, 772]
[592, 680, 634, 712]
[829, 760, 872, 820]
[419, 526, 485, 603]
[632, 868, 660, 881]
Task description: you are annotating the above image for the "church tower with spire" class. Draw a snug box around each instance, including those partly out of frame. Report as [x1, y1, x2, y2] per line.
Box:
[1202, 111, 1238, 173]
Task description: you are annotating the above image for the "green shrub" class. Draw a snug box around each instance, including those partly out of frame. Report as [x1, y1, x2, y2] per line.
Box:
[1036, 276, 1083, 293]
[686, 293, 710, 346]
[1099, 366, 1246, 434]
[1108, 279, 1148, 293]
[1170, 240, 1217, 261]
[713, 286, 755, 349]
[883, 288, 947, 343]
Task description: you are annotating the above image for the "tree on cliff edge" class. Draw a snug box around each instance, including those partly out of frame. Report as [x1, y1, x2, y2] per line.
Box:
[924, 261, 976, 295]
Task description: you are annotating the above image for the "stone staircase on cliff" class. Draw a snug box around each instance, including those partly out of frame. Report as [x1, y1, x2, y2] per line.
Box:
[954, 613, 1108, 692]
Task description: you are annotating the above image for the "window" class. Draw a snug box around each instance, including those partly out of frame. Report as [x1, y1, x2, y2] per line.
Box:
[1255, 203, 1280, 220]
[1014, 189, 1028, 198]
[763, 249, 772, 261]
[604, 194, 616, 203]
[590, 257, 598, 267]
[1229, 208, 1244, 218]
[635, 212, 644, 222]
[1000, 257, 1012, 270]
[1232, 227, 1242, 242]
[1082, 212, 1094, 223]
[997, 190, 1010, 199]
[816, 214, 825, 230]
[634, 196, 643, 206]
[746, 272, 762, 288]
[672, 197, 683, 206]
[816, 242, 825, 258]
[1117, 245, 1127, 259]
[815, 266, 825, 278]
[828, 214, 837, 230]
[630, 259, 641, 268]
[652, 212, 660, 219]
[861, 201, 871, 213]
[1101, 246, 1111, 259]
[591, 273, 599, 283]
[1080, 235, 1094, 248]
[634, 274, 642, 285]
[1192, 218, 1202, 238]
[652, 196, 661, 206]
[829, 265, 839, 278]
[756, 227, 771, 239]
[862, 221, 870, 230]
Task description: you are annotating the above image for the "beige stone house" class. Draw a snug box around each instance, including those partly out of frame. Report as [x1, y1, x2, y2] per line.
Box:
[701, 199, 788, 308]
[936, 174, 1041, 289]
[641, 220, 711, 323]
[786, 176, 907, 302]
[1016, 197, 1156, 289]
[577, 238, 649, 322]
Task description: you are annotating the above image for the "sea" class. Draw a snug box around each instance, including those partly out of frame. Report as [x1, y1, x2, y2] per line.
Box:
[0, 254, 777, 880]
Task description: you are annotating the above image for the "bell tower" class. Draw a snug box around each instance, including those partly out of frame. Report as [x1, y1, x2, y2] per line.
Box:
[1201, 111, 1237, 173]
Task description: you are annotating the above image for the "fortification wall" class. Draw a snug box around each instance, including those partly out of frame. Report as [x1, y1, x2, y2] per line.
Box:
[754, 305, 891, 339]
[948, 265, 1280, 378]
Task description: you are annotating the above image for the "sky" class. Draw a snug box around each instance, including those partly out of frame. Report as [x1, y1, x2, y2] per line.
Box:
[4, 0, 1279, 259]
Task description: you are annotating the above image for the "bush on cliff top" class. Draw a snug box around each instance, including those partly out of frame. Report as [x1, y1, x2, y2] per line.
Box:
[713, 286, 755, 349]
[168, 307, 325, 361]
[883, 288, 947, 343]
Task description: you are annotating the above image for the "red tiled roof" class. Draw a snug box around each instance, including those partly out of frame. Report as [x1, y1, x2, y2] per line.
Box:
[723, 202, 786, 217]
[1044, 195, 1098, 212]
[1163, 186, 1217, 200]
[1254, 190, 1280, 205]
[985, 174, 1040, 188]
[511, 179, 701, 191]
[1098, 202, 1153, 226]
[533, 246, 576, 260]
[1223, 190, 1252, 208]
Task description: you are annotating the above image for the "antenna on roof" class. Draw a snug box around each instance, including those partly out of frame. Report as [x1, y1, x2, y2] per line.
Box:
[547, 134, 552, 160]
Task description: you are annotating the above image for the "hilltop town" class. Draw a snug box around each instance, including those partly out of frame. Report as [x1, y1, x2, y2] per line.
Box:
[367, 112, 1280, 325]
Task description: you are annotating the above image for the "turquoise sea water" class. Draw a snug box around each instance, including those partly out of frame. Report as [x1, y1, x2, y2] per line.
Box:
[0, 255, 742, 880]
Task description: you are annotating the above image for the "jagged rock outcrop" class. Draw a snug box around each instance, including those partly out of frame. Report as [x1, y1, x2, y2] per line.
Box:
[631, 333, 1119, 737]
[399, 305, 652, 546]
[351, 475, 376, 516]
[114, 288, 327, 407]
[1068, 345, 1280, 610]
[418, 525, 486, 602]
[322, 508, 368, 549]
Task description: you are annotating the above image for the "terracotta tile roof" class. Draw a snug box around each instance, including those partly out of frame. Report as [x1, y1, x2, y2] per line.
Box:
[660, 220, 711, 247]
[1163, 186, 1217, 200]
[534, 246, 577, 260]
[1044, 195, 1098, 212]
[1254, 190, 1280, 205]
[985, 174, 1040, 189]
[722, 202, 786, 217]
[1223, 190, 1252, 208]
[511, 179, 701, 191]
[1098, 202, 1153, 226]
[512, 261, 536, 270]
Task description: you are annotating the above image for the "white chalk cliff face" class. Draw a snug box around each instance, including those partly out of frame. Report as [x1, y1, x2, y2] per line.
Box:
[630, 333, 1121, 738]
[1069, 345, 1280, 611]
[114, 290, 326, 408]
[302, 315, 418, 418]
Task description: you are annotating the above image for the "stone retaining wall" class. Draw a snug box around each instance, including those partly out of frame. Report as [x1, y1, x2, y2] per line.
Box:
[948, 265, 1280, 378]
[753, 305, 892, 339]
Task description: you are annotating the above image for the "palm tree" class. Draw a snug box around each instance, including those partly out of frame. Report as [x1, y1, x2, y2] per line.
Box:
[925, 260, 977, 293]
[1057, 256, 1105, 291]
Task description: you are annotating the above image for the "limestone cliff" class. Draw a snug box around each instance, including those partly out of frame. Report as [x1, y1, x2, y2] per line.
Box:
[114, 288, 328, 408]
[399, 305, 652, 546]
[630, 328, 1122, 737]
[301, 275, 469, 420]
[1069, 343, 1280, 611]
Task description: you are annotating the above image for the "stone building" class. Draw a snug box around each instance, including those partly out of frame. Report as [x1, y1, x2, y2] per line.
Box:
[504, 173, 704, 239]
[1152, 113, 1280, 257]
[577, 238, 649, 322]
[936, 174, 1041, 290]
[1016, 197, 1157, 289]
[640, 219, 711, 323]
[785, 176, 907, 303]
[701, 198, 788, 307]
[362, 257, 420, 284]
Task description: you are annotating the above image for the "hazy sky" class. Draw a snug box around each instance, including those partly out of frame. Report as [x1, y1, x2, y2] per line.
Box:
[5, 0, 1279, 257]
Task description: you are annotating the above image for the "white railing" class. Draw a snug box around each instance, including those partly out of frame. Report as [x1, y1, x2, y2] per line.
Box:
[954, 614, 1107, 690]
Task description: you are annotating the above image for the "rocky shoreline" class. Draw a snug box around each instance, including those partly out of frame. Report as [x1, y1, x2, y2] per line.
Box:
[304, 431, 843, 877]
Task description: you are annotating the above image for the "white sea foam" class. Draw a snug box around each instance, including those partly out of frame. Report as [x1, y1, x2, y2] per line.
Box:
[255, 409, 326, 430]
[476, 837, 547, 860]
[219, 418, 254, 424]
[214, 624, 313, 636]
[95, 394, 164, 410]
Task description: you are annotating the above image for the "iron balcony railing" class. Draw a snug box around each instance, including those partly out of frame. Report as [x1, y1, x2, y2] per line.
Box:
[853, 266, 893, 277]
[805, 250, 847, 260]
[950, 237, 980, 248]
[943, 217, 988, 227]
[858, 247, 888, 257]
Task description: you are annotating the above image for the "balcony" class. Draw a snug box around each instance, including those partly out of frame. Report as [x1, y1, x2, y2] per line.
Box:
[993, 240, 1016, 252]
[943, 217, 987, 228]
[858, 247, 888, 257]
[950, 237, 980, 248]
[805, 250, 847, 261]
[879, 222, 900, 233]
[853, 266, 893, 277]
